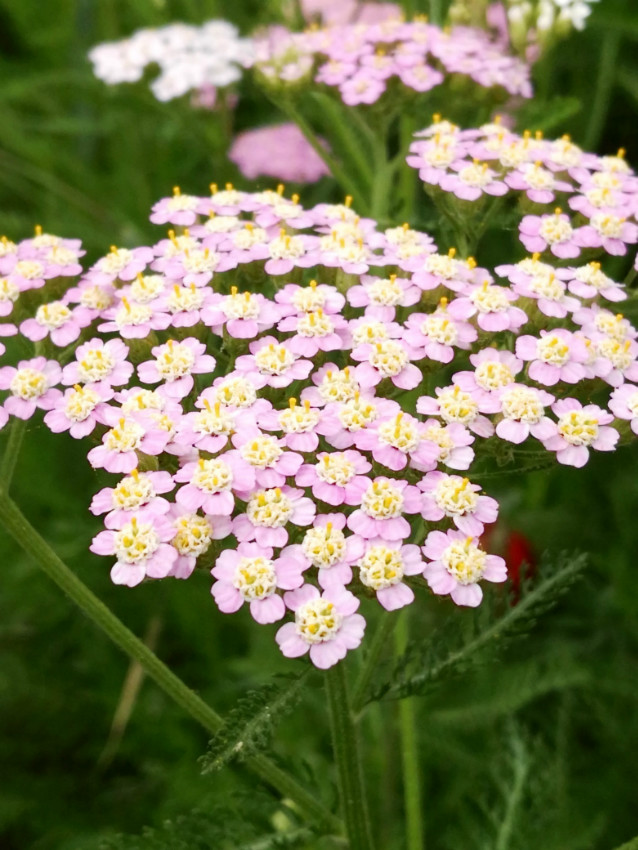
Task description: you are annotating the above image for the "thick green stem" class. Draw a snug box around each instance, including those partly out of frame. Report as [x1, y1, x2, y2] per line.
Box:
[0, 490, 340, 831]
[0, 417, 26, 494]
[395, 611, 425, 850]
[325, 663, 375, 850]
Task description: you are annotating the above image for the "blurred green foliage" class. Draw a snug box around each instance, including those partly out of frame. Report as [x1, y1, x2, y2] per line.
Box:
[2, 0, 638, 848]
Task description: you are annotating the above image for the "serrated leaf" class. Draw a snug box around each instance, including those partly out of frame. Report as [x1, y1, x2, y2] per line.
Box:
[200, 672, 309, 774]
[372, 552, 586, 701]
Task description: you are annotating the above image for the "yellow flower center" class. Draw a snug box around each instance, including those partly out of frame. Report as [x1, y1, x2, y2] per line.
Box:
[240, 436, 283, 469]
[172, 514, 213, 557]
[434, 476, 477, 516]
[155, 340, 195, 381]
[64, 385, 100, 422]
[557, 410, 599, 446]
[302, 523, 346, 568]
[295, 599, 343, 644]
[437, 386, 478, 425]
[474, 361, 513, 390]
[255, 343, 295, 376]
[78, 347, 115, 382]
[359, 546, 404, 590]
[114, 517, 160, 564]
[537, 334, 570, 365]
[246, 488, 293, 528]
[232, 556, 277, 600]
[191, 458, 234, 492]
[442, 538, 487, 585]
[378, 414, 420, 452]
[10, 368, 46, 399]
[361, 480, 404, 519]
[369, 340, 409, 377]
[315, 453, 356, 485]
[500, 387, 544, 423]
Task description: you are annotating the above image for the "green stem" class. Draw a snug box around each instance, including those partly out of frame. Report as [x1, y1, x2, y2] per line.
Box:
[351, 612, 396, 715]
[325, 664, 375, 850]
[584, 29, 621, 151]
[395, 611, 425, 850]
[274, 96, 366, 202]
[0, 417, 26, 494]
[0, 490, 341, 832]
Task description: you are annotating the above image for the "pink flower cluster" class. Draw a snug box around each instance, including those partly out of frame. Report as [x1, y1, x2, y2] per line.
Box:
[408, 117, 638, 260]
[229, 123, 330, 184]
[253, 18, 531, 104]
[2, 172, 637, 668]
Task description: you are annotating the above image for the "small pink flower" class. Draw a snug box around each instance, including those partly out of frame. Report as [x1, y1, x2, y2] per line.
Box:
[235, 336, 313, 389]
[202, 289, 281, 339]
[282, 513, 365, 589]
[356, 539, 425, 611]
[212, 541, 306, 624]
[150, 190, 201, 226]
[233, 486, 316, 548]
[232, 429, 303, 489]
[419, 472, 498, 536]
[574, 213, 638, 256]
[453, 348, 522, 408]
[275, 281, 345, 317]
[62, 338, 133, 387]
[539, 399, 619, 467]
[276, 584, 366, 669]
[505, 162, 572, 204]
[296, 449, 371, 506]
[448, 282, 527, 333]
[417, 385, 495, 438]
[174, 453, 256, 516]
[494, 384, 556, 444]
[423, 529, 507, 607]
[567, 263, 626, 302]
[43, 383, 113, 439]
[20, 302, 93, 347]
[355, 411, 440, 472]
[519, 211, 581, 259]
[87, 246, 154, 285]
[137, 337, 216, 399]
[0, 356, 62, 421]
[257, 398, 321, 453]
[404, 305, 477, 363]
[90, 509, 178, 588]
[87, 412, 170, 473]
[418, 419, 475, 470]
[277, 309, 351, 357]
[347, 274, 421, 322]
[347, 477, 421, 542]
[515, 329, 589, 386]
[316, 394, 396, 449]
[170, 505, 232, 580]
[351, 340, 422, 391]
[90, 469, 174, 529]
[439, 161, 508, 201]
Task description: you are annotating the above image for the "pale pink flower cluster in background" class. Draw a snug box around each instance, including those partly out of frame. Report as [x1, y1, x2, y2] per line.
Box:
[252, 18, 531, 104]
[229, 123, 330, 184]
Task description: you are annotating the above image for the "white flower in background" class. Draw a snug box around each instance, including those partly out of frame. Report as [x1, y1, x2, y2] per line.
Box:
[89, 20, 255, 101]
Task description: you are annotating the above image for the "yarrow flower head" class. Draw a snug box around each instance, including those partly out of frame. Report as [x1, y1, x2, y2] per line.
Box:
[4, 162, 638, 669]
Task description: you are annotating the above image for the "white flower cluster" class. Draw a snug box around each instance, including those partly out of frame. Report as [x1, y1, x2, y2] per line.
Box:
[89, 21, 254, 101]
[508, 0, 599, 33]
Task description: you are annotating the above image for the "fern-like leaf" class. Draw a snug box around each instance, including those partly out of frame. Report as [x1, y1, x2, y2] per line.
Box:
[200, 672, 309, 775]
[372, 552, 586, 701]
